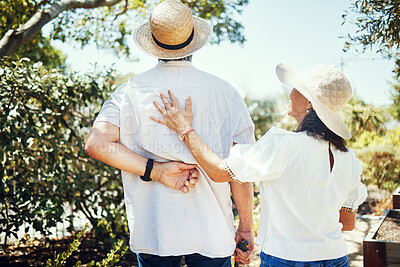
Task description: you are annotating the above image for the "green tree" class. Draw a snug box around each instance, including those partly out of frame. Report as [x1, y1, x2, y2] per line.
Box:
[0, 0, 66, 69]
[343, 0, 400, 77]
[0, 0, 249, 60]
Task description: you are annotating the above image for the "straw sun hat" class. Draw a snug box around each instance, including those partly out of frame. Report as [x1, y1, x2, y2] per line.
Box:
[134, 0, 213, 59]
[276, 63, 352, 139]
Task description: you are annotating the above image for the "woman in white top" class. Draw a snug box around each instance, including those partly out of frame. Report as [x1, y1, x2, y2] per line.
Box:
[151, 64, 368, 266]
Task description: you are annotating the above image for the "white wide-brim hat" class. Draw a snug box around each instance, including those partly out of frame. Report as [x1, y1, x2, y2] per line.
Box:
[134, 0, 213, 59]
[276, 63, 352, 139]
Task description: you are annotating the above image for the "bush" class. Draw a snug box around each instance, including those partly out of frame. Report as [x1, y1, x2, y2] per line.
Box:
[350, 128, 400, 192]
[344, 97, 389, 140]
[350, 127, 400, 150]
[366, 152, 400, 192]
[0, 58, 126, 248]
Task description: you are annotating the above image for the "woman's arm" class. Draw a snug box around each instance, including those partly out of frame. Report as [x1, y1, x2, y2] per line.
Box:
[339, 210, 356, 231]
[183, 130, 230, 182]
[151, 91, 231, 182]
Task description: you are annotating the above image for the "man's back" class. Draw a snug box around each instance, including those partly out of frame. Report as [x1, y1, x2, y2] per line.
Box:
[94, 60, 254, 257]
[122, 61, 252, 159]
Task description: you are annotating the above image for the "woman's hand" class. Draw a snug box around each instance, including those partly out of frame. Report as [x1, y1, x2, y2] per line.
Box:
[151, 90, 193, 133]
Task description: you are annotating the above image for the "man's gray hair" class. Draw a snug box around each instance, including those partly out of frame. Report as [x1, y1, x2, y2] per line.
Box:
[159, 55, 193, 62]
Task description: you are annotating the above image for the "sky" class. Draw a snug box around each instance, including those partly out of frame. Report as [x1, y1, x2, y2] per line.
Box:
[46, 0, 397, 107]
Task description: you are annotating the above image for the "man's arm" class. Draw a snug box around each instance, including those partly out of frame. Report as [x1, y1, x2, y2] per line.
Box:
[230, 180, 254, 264]
[230, 142, 254, 265]
[85, 121, 198, 192]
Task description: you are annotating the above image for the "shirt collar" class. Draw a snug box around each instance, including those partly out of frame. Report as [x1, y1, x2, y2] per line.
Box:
[156, 60, 193, 68]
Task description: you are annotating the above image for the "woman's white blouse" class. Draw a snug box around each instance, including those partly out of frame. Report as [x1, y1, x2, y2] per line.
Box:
[225, 127, 368, 261]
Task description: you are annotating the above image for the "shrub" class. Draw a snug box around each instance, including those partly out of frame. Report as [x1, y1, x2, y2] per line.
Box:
[350, 127, 400, 150]
[344, 97, 389, 140]
[367, 152, 400, 192]
[0, 58, 126, 248]
[45, 224, 128, 267]
[350, 128, 400, 192]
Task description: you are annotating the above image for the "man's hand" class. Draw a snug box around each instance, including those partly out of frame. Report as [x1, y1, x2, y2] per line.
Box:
[85, 122, 199, 193]
[153, 162, 199, 193]
[234, 228, 254, 265]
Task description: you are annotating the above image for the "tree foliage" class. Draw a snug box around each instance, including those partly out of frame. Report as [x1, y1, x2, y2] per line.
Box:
[343, 0, 400, 77]
[0, 0, 249, 61]
[391, 83, 400, 121]
[0, 58, 126, 247]
[0, 0, 66, 69]
[245, 97, 280, 140]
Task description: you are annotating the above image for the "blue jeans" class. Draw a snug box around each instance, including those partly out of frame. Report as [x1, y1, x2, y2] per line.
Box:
[260, 252, 350, 267]
[136, 253, 231, 267]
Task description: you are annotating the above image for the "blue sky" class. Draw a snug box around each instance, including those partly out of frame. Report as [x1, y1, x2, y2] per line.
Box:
[47, 0, 396, 106]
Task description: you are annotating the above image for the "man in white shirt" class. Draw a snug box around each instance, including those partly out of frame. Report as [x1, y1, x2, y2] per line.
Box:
[85, 1, 255, 266]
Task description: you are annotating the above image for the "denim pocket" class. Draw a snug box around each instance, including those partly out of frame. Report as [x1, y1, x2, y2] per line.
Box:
[327, 255, 349, 267]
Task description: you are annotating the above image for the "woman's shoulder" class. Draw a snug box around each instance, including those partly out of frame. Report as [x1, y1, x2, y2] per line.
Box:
[265, 126, 294, 136]
[259, 127, 288, 141]
[337, 147, 361, 166]
[262, 127, 309, 141]
[256, 127, 297, 147]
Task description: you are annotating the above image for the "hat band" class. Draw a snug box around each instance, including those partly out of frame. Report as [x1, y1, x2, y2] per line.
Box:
[152, 28, 194, 50]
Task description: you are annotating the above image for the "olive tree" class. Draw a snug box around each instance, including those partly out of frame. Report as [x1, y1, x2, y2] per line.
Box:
[343, 0, 400, 77]
[0, 0, 249, 61]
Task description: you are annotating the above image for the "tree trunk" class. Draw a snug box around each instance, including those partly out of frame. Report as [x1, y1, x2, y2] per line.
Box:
[0, 0, 123, 58]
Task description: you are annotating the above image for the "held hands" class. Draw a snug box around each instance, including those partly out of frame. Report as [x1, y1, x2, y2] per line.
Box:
[151, 90, 193, 134]
[150, 91, 197, 193]
[154, 162, 199, 193]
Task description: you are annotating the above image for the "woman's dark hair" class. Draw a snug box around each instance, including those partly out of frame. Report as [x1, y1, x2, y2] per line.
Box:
[296, 110, 348, 152]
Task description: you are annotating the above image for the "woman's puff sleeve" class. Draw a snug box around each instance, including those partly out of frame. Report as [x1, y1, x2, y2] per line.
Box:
[342, 155, 368, 211]
[224, 127, 290, 183]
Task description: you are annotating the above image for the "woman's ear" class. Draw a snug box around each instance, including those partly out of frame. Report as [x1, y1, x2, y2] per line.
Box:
[307, 101, 313, 110]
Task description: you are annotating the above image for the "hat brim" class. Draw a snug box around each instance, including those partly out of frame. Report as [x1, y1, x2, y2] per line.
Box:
[134, 16, 212, 59]
[276, 63, 352, 139]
